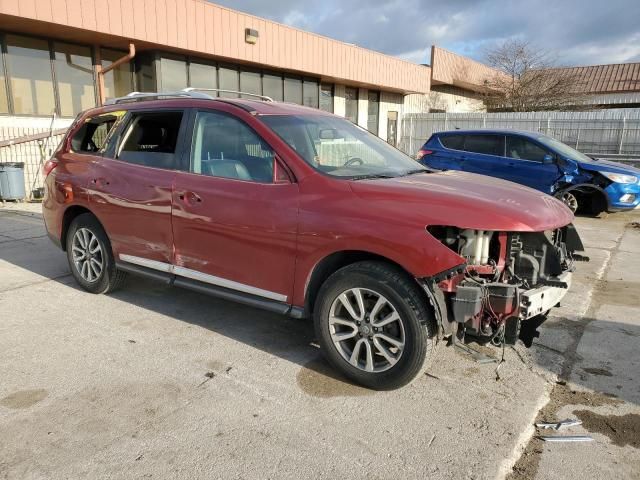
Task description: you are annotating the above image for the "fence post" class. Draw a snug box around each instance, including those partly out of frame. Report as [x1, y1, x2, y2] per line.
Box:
[575, 127, 580, 150]
[408, 115, 414, 155]
[619, 117, 626, 154]
[483, 114, 486, 128]
[546, 117, 551, 135]
[444, 112, 448, 130]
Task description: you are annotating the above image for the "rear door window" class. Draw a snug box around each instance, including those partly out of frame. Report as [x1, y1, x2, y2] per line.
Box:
[439, 134, 464, 150]
[116, 111, 184, 170]
[463, 135, 505, 156]
[506, 136, 549, 162]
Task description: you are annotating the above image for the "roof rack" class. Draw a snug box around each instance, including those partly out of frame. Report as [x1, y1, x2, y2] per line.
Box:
[104, 88, 274, 105]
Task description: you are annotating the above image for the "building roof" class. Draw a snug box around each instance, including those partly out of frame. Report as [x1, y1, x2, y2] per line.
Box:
[0, 0, 431, 94]
[546, 63, 640, 94]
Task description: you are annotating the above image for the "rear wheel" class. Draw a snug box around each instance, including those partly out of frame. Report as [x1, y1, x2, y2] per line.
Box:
[66, 213, 127, 294]
[314, 261, 435, 390]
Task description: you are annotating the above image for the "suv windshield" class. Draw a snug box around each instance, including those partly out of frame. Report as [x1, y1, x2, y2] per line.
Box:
[536, 135, 593, 163]
[260, 115, 427, 178]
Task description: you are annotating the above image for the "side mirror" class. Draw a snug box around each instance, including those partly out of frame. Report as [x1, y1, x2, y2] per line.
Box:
[543, 154, 555, 164]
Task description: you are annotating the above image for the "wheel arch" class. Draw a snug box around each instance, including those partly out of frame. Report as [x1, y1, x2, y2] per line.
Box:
[555, 183, 609, 214]
[61, 205, 104, 251]
[303, 250, 428, 318]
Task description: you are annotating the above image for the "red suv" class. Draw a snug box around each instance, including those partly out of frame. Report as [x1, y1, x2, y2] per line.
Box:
[42, 90, 585, 389]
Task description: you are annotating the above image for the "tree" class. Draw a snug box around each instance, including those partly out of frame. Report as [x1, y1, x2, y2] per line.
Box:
[482, 40, 586, 112]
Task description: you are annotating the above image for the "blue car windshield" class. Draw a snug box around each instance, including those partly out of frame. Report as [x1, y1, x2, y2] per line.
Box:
[536, 135, 593, 163]
[260, 114, 427, 179]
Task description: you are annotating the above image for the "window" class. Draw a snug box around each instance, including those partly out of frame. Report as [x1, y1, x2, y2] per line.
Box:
[117, 112, 183, 169]
[303, 79, 319, 108]
[262, 73, 283, 101]
[189, 61, 217, 91]
[0, 47, 8, 113]
[54, 42, 95, 117]
[506, 136, 550, 162]
[191, 111, 274, 183]
[284, 76, 303, 104]
[239, 70, 261, 98]
[101, 49, 134, 99]
[218, 67, 239, 97]
[463, 135, 504, 156]
[70, 114, 120, 153]
[160, 55, 187, 91]
[344, 87, 358, 124]
[5, 35, 56, 115]
[440, 135, 464, 150]
[261, 114, 426, 179]
[367, 91, 380, 135]
[319, 83, 333, 113]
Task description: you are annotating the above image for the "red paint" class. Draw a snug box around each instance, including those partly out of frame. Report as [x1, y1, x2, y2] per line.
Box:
[43, 98, 575, 309]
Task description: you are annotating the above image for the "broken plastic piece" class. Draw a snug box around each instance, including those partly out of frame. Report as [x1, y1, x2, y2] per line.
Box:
[536, 419, 582, 430]
[539, 435, 593, 442]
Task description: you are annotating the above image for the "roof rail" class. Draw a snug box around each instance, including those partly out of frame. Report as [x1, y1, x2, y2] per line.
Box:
[104, 88, 274, 105]
[182, 87, 274, 102]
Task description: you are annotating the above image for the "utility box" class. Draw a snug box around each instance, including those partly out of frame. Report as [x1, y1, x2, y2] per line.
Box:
[0, 162, 26, 201]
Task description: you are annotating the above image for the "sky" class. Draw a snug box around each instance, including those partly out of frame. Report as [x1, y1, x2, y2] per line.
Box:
[211, 0, 640, 67]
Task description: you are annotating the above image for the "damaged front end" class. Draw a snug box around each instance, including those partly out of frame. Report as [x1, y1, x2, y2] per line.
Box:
[423, 224, 588, 346]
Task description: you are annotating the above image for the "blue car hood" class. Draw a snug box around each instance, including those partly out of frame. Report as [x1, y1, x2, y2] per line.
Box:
[578, 158, 640, 176]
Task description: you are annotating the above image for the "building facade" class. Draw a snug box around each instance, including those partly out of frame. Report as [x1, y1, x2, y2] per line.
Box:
[0, 0, 432, 144]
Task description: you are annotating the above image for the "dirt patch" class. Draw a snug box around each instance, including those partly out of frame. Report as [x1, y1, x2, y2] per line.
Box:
[507, 383, 623, 480]
[582, 367, 613, 377]
[574, 410, 640, 449]
[296, 358, 372, 398]
[0, 389, 48, 409]
[592, 280, 640, 308]
[627, 222, 640, 230]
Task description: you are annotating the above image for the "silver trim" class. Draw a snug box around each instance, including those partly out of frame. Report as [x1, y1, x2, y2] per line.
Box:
[118, 254, 287, 302]
[105, 88, 274, 105]
[520, 271, 572, 319]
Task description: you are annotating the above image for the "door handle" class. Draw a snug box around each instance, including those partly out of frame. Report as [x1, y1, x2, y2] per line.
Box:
[178, 191, 202, 204]
[91, 178, 110, 187]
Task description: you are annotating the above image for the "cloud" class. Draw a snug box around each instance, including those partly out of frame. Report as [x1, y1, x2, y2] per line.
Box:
[210, 0, 640, 66]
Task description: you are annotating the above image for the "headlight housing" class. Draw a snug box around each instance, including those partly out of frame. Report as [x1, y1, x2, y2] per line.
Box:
[601, 172, 638, 184]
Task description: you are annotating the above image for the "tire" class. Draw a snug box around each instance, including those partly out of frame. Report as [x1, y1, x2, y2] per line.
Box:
[65, 213, 127, 294]
[314, 261, 436, 390]
[556, 191, 579, 214]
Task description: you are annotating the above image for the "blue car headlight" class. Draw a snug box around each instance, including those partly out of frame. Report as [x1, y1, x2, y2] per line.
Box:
[601, 172, 638, 184]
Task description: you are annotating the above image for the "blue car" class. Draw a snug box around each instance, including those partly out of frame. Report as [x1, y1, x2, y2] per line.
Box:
[416, 129, 640, 214]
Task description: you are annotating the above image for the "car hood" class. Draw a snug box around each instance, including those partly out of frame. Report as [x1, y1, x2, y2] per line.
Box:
[349, 171, 574, 232]
[577, 158, 640, 176]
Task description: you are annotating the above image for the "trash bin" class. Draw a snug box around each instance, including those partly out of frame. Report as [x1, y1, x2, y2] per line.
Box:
[0, 162, 26, 201]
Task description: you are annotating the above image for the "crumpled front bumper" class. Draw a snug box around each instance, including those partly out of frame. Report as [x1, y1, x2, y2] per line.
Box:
[520, 271, 572, 319]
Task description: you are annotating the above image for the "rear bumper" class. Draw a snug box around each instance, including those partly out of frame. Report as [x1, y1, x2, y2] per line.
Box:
[520, 271, 572, 319]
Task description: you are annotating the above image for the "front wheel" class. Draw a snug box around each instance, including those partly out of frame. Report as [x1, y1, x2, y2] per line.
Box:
[66, 213, 127, 294]
[314, 261, 435, 390]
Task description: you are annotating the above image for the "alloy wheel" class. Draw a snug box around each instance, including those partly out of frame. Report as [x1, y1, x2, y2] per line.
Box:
[328, 288, 405, 373]
[71, 228, 104, 283]
[561, 192, 579, 213]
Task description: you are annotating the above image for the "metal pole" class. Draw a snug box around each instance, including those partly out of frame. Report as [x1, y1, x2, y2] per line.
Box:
[408, 115, 414, 155]
[619, 117, 626, 154]
[575, 127, 580, 150]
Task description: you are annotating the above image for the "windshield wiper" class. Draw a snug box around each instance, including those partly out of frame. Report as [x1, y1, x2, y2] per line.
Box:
[350, 173, 397, 180]
[401, 168, 430, 176]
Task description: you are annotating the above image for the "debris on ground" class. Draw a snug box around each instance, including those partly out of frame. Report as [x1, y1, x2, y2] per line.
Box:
[539, 435, 593, 443]
[535, 419, 582, 430]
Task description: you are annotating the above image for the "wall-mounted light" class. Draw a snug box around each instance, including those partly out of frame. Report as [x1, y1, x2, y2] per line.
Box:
[245, 28, 259, 45]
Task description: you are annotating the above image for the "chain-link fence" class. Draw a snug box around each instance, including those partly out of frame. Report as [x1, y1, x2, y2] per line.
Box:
[0, 126, 68, 200]
[400, 110, 640, 165]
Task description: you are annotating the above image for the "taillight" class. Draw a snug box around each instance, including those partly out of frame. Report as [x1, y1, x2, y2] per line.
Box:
[416, 149, 433, 160]
[42, 159, 58, 178]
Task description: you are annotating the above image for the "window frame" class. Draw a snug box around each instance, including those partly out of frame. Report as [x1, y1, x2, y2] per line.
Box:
[107, 107, 190, 172]
[344, 86, 359, 124]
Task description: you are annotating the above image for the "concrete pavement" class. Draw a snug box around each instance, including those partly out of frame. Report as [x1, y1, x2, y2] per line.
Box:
[0, 203, 638, 480]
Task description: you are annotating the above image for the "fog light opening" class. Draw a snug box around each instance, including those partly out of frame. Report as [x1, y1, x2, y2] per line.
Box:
[620, 194, 636, 204]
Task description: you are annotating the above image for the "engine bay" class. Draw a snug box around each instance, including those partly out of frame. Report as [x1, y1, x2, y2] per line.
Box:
[426, 225, 587, 345]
